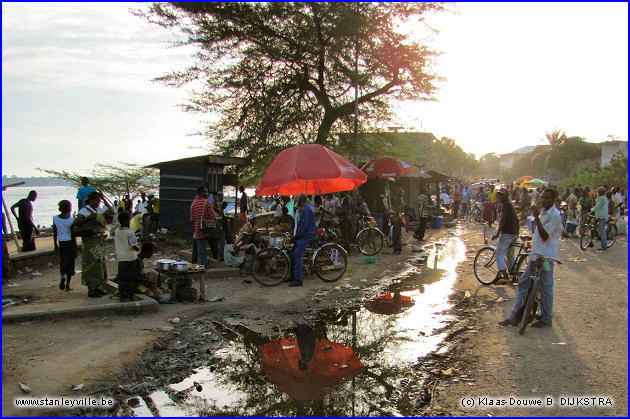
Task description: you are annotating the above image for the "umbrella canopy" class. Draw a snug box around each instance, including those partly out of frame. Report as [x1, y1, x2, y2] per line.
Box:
[255, 144, 366, 196]
[513, 175, 537, 188]
[523, 178, 548, 188]
[361, 156, 420, 179]
[258, 337, 364, 400]
[364, 292, 415, 315]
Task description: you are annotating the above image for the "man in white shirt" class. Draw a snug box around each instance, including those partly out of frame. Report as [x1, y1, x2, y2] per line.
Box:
[136, 192, 148, 215]
[499, 188, 563, 328]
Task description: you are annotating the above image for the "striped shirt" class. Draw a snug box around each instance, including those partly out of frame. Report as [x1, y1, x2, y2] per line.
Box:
[190, 196, 216, 239]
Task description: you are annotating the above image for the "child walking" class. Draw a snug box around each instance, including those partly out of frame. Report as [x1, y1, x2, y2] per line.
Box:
[53, 200, 77, 291]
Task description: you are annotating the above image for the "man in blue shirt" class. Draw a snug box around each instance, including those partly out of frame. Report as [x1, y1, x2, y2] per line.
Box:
[289, 194, 317, 287]
[76, 177, 96, 210]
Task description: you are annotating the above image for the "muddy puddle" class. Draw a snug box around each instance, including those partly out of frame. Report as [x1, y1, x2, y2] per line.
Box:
[129, 235, 466, 417]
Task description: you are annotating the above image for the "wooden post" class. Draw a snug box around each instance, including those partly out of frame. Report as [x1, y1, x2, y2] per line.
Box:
[2, 182, 25, 253]
[2, 195, 21, 252]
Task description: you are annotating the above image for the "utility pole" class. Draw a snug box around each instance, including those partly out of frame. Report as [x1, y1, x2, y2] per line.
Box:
[353, 2, 359, 168]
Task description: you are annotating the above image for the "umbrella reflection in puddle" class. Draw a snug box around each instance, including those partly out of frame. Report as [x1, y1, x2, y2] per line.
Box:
[258, 324, 364, 401]
[364, 291, 415, 315]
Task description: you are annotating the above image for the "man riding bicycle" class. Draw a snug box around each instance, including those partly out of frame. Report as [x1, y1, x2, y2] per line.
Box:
[499, 188, 563, 328]
[491, 187, 520, 284]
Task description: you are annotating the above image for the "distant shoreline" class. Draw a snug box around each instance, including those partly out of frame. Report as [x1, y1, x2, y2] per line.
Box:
[2, 177, 74, 188]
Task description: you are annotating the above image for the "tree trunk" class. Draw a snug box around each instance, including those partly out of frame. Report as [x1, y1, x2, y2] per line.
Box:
[315, 112, 337, 145]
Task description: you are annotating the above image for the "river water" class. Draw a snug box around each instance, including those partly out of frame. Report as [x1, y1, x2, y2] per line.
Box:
[2, 185, 77, 228]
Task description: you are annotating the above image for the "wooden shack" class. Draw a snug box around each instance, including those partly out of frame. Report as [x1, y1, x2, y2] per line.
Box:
[148, 155, 248, 241]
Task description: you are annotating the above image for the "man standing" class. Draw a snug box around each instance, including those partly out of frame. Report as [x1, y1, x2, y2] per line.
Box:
[289, 194, 317, 287]
[491, 187, 520, 284]
[461, 185, 471, 219]
[238, 186, 248, 228]
[190, 185, 217, 268]
[10, 190, 39, 252]
[592, 186, 609, 250]
[499, 188, 563, 328]
[414, 187, 430, 241]
[451, 185, 462, 219]
[76, 177, 96, 210]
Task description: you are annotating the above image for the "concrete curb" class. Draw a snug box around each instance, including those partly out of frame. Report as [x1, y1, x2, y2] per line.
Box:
[2, 291, 159, 324]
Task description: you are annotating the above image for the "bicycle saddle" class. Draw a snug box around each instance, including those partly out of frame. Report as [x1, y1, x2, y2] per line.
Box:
[520, 235, 532, 241]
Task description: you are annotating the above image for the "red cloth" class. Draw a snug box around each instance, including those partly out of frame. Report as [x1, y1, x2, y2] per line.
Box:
[190, 197, 216, 239]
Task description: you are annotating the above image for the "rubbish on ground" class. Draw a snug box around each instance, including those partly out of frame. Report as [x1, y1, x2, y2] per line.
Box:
[568, 257, 588, 262]
[47, 262, 54, 267]
[441, 368, 453, 376]
[364, 257, 377, 264]
[7, 283, 20, 288]
[496, 297, 504, 302]
[202, 332, 213, 337]
[209, 295, 224, 302]
[159, 326, 174, 332]
[360, 279, 368, 283]
[464, 290, 471, 298]
[344, 284, 353, 289]
[194, 381, 202, 392]
[16, 269, 24, 275]
[552, 342, 567, 345]
[19, 382, 31, 394]
[72, 384, 84, 391]
[24, 266, 33, 273]
[167, 317, 181, 324]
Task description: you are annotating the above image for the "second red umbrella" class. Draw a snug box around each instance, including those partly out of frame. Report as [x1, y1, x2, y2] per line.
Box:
[361, 156, 419, 179]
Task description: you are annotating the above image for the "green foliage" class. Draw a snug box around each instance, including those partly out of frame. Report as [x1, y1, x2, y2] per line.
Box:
[478, 153, 500, 178]
[135, 2, 448, 181]
[558, 151, 627, 189]
[543, 128, 568, 148]
[37, 163, 158, 201]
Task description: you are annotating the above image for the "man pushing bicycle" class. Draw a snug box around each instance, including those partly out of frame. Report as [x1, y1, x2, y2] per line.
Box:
[491, 187, 520, 284]
[498, 188, 563, 329]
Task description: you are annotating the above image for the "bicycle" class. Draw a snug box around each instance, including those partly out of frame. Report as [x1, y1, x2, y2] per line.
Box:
[517, 254, 561, 335]
[251, 230, 347, 286]
[580, 213, 617, 250]
[469, 202, 483, 223]
[473, 234, 532, 285]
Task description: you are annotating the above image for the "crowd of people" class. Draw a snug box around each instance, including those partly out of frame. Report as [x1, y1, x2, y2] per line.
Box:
[5, 173, 626, 307]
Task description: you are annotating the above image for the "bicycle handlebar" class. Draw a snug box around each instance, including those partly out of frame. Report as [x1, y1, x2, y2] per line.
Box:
[530, 253, 562, 265]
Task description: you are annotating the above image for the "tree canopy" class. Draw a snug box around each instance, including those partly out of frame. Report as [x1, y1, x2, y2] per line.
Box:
[37, 163, 158, 202]
[135, 2, 446, 180]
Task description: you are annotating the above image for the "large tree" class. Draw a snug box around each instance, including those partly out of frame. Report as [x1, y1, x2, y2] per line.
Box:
[136, 2, 446, 180]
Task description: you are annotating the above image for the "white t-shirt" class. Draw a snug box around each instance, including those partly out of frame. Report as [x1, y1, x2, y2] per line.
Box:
[53, 215, 74, 242]
[441, 193, 451, 205]
[137, 201, 148, 215]
[114, 227, 138, 262]
[78, 205, 98, 217]
[531, 205, 563, 261]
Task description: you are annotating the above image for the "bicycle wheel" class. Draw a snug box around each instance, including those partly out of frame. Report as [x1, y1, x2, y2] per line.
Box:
[513, 254, 529, 282]
[251, 247, 290, 287]
[519, 277, 540, 335]
[473, 246, 498, 285]
[580, 227, 593, 250]
[356, 228, 384, 255]
[606, 223, 617, 248]
[313, 243, 347, 282]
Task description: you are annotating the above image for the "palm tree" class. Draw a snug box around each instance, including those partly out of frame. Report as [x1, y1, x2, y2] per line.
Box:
[543, 128, 568, 148]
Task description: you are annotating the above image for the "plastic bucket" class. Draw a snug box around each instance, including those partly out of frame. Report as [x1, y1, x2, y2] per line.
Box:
[565, 221, 578, 234]
[432, 216, 443, 229]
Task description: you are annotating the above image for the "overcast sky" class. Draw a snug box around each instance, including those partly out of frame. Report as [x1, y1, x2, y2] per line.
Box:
[2, 2, 628, 177]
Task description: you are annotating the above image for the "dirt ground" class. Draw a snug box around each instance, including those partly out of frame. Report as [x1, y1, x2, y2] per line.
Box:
[424, 223, 628, 417]
[2, 221, 627, 417]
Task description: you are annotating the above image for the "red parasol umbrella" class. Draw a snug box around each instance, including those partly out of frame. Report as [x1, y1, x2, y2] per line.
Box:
[258, 337, 364, 400]
[255, 144, 367, 196]
[364, 292, 415, 315]
[361, 156, 420, 179]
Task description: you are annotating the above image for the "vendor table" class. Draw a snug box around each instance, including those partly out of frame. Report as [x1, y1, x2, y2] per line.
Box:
[158, 268, 207, 302]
